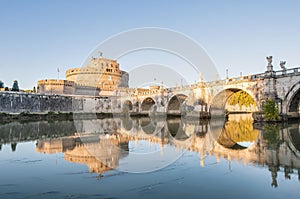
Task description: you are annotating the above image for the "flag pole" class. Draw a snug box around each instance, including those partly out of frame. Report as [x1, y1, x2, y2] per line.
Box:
[57, 67, 60, 81]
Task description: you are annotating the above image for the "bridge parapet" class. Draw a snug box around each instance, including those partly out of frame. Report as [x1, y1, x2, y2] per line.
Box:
[272, 67, 300, 77]
[116, 67, 300, 98]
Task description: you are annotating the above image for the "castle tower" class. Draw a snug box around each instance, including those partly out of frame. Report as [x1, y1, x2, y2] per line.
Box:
[65, 53, 129, 96]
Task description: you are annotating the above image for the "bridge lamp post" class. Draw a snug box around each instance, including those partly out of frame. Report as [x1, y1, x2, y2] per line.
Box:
[57, 67, 60, 81]
[226, 69, 228, 79]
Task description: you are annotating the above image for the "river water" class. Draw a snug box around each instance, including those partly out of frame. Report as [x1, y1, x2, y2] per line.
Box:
[0, 114, 300, 199]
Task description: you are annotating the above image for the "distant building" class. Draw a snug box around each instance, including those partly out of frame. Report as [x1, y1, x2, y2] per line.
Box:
[37, 54, 129, 96]
[37, 79, 75, 95]
[37, 79, 100, 96]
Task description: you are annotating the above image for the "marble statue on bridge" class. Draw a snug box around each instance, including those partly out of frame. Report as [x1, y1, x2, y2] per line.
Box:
[266, 56, 273, 71]
[280, 61, 287, 71]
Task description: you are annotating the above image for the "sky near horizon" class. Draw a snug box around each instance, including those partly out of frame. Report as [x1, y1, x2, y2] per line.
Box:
[1, 0, 300, 89]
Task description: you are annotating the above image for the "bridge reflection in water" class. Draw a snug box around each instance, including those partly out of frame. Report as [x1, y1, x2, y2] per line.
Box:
[1, 115, 300, 186]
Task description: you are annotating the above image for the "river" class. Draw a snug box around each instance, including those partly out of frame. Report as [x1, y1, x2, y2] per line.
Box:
[0, 114, 299, 199]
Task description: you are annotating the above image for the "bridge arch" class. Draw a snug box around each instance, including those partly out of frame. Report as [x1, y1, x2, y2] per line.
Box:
[167, 94, 188, 115]
[141, 97, 156, 112]
[283, 82, 300, 114]
[211, 88, 258, 115]
[122, 100, 133, 112]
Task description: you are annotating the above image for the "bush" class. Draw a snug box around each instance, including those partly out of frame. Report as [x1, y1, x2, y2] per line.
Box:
[262, 99, 279, 121]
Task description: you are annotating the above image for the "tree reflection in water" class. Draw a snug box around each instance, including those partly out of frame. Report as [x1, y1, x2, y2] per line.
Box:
[218, 116, 258, 149]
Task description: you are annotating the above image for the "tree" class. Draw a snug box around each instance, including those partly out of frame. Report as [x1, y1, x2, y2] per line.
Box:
[262, 99, 279, 121]
[4, 87, 9, 91]
[227, 90, 255, 107]
[0, 80, 3, 88]
[11, 80, 19, 92]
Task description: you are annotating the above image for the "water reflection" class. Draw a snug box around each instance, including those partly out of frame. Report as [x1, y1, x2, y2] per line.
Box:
[218, 115, 258, 149]
[1, 115, 300, 186]
[0, 120, 76, 153]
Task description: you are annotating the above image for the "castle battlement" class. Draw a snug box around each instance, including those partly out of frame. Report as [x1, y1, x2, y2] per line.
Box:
[37, 79, 75, 87]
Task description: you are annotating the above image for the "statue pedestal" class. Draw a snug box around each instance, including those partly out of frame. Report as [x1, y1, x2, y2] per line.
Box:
[267, 65, 273, 72]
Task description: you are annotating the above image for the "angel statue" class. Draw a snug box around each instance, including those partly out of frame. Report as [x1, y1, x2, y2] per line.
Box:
[280, 61, 286, 71]
[266, 56, 273, 66]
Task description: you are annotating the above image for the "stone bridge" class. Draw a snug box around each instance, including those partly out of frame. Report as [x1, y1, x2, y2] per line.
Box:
[116, 61, 300, 118]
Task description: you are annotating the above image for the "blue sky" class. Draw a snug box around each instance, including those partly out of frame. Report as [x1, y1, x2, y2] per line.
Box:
[1, 0, 300, 89]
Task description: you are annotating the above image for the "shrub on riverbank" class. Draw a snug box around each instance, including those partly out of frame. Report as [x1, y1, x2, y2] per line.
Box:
[262, 99, 279, 121]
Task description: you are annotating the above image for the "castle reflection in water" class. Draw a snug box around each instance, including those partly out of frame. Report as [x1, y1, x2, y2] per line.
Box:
[1, 114, 300, 187]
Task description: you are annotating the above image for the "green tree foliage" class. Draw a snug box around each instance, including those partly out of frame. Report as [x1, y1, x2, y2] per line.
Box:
[11, 80, 19, 92]
[0, 80, 4, 88]
[262, 99, 279, 121]
[4, 87, 9, 91]
[227, 90, 255, 107]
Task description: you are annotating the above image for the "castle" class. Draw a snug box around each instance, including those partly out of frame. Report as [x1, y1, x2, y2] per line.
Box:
[37, 53, 129, 96]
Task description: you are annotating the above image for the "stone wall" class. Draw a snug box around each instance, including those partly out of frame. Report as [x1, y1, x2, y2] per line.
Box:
[0, 92, 73, 113]
[0, 91, 114, 114]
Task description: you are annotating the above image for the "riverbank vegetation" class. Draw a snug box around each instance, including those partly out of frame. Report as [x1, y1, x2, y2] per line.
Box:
[262, 99, 279, 121]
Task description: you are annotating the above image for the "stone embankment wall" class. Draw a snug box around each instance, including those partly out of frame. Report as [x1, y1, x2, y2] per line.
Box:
[0, 91, 113, 114]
